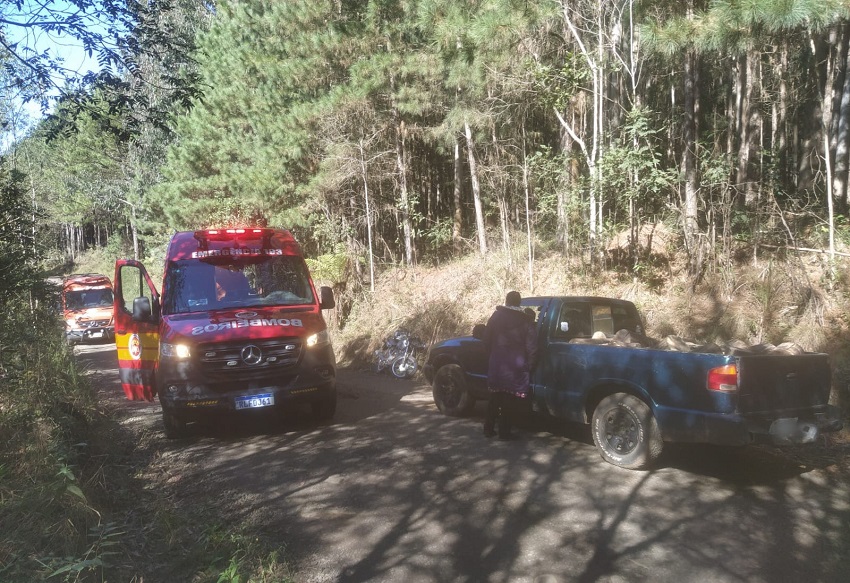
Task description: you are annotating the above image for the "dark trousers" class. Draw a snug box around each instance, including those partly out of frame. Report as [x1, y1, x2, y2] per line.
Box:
[484, 392, 519, 437]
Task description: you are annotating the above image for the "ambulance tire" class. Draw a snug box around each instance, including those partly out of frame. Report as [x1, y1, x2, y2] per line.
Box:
[312, 391, 337, 422]
[162, 407, 189, 439]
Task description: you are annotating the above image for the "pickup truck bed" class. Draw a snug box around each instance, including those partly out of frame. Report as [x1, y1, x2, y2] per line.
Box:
[424, 296, 843, 469]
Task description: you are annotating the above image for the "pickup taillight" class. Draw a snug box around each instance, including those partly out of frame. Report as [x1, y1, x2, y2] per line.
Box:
[707, 364, 738, 392]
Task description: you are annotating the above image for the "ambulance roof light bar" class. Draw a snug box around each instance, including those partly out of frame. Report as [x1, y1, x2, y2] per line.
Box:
[194, 228, 270, 245]
[205, 228, 264, 235]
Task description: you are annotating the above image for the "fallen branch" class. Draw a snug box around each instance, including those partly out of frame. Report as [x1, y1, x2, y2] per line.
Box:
[758, 243, 850, 258]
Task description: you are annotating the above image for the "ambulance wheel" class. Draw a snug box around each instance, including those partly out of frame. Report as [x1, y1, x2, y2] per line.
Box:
[312, 392, 337, 422]
[162, 407, 188, 439]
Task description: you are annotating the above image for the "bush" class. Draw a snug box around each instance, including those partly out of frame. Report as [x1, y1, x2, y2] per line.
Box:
[0, 293, 104, 581]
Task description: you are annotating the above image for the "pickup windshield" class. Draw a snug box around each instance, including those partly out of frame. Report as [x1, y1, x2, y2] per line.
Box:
[162, 256, 315, 315]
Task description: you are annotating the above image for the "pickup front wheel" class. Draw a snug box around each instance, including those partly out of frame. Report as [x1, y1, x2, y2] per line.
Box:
[432, 364, 475, 417]
[592, 393, 662, 470]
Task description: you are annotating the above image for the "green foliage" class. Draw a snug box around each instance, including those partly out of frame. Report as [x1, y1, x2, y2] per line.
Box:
[532, 54, 589, 112]
[44, 523, 124, 582]
[0, 160, 41, 300]
[599, 110, 676, 223]
[304, 244, 349, 286]
[0, 160, 110, 581]
[203, 528, 291, 583]
[0, 296, 104, 581]
[1, 0, 203, 136]
[421, 217, 455, 257]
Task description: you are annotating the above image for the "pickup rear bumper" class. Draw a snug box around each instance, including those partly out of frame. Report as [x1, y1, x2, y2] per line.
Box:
[656, 405, 844, 446]
[760, 406, 844, 445]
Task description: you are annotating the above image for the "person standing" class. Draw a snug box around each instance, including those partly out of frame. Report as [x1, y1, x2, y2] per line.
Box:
[483, 291, 537, 440]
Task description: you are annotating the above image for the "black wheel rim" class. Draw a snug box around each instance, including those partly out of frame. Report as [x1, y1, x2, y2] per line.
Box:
[602, 406, 639, 455]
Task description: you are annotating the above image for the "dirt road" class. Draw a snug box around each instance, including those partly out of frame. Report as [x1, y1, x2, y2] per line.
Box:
[76, 343, 850, 583]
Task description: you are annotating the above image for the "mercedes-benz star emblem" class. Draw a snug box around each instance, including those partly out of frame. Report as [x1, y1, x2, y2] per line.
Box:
[241, 344, 263, 365]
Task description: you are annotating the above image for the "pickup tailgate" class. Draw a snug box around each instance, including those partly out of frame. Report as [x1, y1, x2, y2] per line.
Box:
[736, 353, 831, 414]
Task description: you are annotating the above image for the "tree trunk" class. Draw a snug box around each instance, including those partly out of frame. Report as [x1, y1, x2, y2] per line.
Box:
[452, 137, 463, 251]
[131, 207, 139, 261]
[739, 49, 761, 208]
[394, 118, 414, 266]
[775, 42, 790, 192]
[834, 32, 850, 210]
[683, 45, 699, 271]
[522, 130, 534, 291]
[359, 140, 376, 292]
[464, 121, 487, 255]
[813, 27, 840, 263]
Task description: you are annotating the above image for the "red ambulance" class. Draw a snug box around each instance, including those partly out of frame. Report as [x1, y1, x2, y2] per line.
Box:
[113, 228, 336, 437]
[62, 273, 115, 344]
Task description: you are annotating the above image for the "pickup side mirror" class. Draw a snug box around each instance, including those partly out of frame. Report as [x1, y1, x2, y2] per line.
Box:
[472, 324, 486, 340]
[319, 286, 335, 310]
[132, 296, 155, 323]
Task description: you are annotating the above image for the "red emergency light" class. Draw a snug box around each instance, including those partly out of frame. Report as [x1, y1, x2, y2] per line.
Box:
[195, 228, 268, 242]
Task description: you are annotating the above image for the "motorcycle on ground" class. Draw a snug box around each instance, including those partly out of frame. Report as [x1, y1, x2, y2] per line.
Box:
[374, 329, 427, 379]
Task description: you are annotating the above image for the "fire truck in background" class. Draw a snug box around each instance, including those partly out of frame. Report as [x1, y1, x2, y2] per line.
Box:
[61, 273, 115, 344]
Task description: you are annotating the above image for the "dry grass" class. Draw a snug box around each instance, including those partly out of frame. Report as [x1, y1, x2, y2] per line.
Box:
[332, 241, 850, 414]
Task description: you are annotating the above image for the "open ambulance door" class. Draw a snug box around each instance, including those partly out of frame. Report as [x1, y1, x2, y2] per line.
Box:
[114, 260, 160, 401]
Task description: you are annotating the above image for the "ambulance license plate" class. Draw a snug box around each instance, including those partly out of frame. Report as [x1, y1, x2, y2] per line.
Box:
[235, 393, 274, 410]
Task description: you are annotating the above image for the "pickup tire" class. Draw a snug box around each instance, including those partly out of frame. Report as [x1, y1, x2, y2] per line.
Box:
[162, 407, 189, 439]
[591, 393, 662, 470]
[432, 364, 475, 417]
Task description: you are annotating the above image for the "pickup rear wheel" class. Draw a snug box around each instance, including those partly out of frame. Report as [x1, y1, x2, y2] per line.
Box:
[432, 364, 475, 417]
[591, 393, 662, 470]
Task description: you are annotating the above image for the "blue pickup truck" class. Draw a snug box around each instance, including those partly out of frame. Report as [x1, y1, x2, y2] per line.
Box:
[423, 296, 843, 469]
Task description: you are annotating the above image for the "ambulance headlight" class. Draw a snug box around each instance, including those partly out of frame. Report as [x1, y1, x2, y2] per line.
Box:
[161, 342, 191, 359]
[306, 330, 330, 348]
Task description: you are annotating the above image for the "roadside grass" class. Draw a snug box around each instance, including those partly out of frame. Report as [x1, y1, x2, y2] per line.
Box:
[0, 277, 295, 582]
[0, 299, 103, 581]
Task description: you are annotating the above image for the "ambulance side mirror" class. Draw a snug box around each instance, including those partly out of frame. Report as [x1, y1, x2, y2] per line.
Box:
[132, 296, 158, 323]
[319, 286, 335, 310]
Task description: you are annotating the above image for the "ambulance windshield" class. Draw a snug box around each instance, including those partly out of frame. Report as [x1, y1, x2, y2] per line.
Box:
[163, 256, 315, 315]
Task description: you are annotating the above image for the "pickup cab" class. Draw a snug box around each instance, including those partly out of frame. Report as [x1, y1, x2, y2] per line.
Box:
[423, 296, 843, 469]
